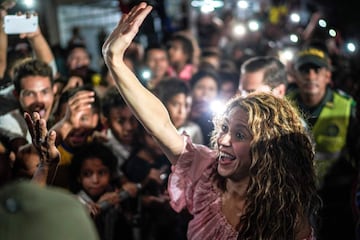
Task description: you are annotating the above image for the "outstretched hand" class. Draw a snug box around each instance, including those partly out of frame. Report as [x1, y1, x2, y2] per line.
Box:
[24, 112, 60, 167]
[102, 2, 152, 65]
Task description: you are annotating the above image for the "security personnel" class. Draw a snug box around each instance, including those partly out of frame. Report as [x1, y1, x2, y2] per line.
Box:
[288, 42, 359, 240]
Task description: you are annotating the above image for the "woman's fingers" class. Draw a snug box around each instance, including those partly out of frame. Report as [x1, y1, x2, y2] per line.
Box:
[102, 2, 152, 60]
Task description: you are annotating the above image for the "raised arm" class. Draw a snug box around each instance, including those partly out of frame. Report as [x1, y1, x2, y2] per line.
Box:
[23, 26, 54, 65]
[102, 2, 183, 164]
[20, 16, 58, 77]
[0, 3, 12, 79]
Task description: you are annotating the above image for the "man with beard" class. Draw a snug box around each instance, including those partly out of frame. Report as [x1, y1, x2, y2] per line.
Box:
[0, 59, 55, 154]
[50, 85, 102, 189]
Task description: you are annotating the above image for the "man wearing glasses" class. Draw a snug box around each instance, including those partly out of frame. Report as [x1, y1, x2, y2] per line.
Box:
[288, 43, 359, 240]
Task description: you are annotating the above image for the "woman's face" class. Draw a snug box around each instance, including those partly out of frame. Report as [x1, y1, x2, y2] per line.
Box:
[192, 76, 218, 103]
[79, 157, 110, 198]
[216, 106, 252, 182]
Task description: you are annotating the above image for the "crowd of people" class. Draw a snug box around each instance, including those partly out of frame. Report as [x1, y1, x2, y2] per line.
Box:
[1, 1, 360, 240]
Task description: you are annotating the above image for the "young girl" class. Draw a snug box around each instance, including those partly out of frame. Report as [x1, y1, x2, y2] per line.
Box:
[102, 3, 321, 239]
[69, 142, 139, 240]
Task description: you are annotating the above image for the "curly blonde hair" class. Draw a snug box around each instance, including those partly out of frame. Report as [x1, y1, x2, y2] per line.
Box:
[211, 92, 321, 240]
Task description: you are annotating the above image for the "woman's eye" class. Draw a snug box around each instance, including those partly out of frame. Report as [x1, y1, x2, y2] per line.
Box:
[236, 132, 245, 140]
[221, 124, 228, 132]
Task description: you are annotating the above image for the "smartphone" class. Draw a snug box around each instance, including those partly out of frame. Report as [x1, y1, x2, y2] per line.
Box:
[3, 15, 38, 34]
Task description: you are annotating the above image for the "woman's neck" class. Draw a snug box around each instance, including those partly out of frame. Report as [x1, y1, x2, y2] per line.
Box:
[226, 177, 248, 197]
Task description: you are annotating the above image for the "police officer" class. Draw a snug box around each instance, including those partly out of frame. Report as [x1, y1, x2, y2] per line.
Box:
[288, 42, 359, 240]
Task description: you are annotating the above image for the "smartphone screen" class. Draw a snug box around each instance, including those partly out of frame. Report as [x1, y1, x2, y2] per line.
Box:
[3, 15, 38, 34]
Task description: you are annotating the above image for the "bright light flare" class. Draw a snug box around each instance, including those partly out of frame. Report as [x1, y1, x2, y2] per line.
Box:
[237, 0, 249, 9]
[328, 29, 337, 37]
[210, 99, 226, 115]
[201, 5, 214, 13]
[289, 34, 299, 43]
[248, 20, 259, 32]
[318, 19, 327, 28]
[23, 0, 35, 8]
[233, 23, 246, 37]
[191, 0, 224, 10]
[290, 12, 300, 23]
[346, 42, 356, 53]
[278, 48, 295, 63]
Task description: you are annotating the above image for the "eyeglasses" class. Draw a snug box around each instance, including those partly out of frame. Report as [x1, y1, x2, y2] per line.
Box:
[298, 64, 324, 74]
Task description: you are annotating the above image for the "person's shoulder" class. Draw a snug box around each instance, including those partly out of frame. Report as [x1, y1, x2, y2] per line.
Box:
[0, 109, 22, 121]
[334, 89, 354, 99]
[333, 89, 357, 106]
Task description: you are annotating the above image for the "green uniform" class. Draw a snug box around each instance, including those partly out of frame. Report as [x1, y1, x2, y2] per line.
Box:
[287, 87, 357, 186]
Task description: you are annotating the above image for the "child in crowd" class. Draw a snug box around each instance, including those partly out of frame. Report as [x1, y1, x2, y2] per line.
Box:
[69, 141, 139, 240]
[166, 31, 198, 82]
[51, 84, 103, 189]
[152, 78, 203, 144]
[0, 111, 60, 187]
[122, 127, 190, 240]
[101, 86, 141, 180]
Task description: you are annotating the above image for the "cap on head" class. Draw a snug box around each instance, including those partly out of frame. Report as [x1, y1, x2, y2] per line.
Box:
[294, 47, 330, 70]
[0, 181, 99, 240]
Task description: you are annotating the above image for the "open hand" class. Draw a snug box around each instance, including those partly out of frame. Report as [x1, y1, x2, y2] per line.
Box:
[64, 90, 95, 129]
[102, 2, 152, 65]
[24, 112, 60, 166]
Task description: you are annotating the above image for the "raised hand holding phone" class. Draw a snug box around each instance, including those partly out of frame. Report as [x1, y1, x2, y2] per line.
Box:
[3, 14, 38, 34]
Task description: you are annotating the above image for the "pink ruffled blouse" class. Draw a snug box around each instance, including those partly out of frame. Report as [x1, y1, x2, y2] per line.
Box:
[168, 135, 315, 240]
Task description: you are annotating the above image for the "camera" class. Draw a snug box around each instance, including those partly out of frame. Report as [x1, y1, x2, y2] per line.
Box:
[3, 15, 38, 34]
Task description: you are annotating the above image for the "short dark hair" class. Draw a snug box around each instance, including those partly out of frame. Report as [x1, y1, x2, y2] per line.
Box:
[144, 43, 168, 62]
[69, 142, 117, 193]
[66, 43, 88, 58]
[241, 56, 287, 88]
[13, 59, 53, 94]
[152, 78, 190, 104]
[168, 33, 195, 64]
[101, 86, 128, 119]
[219, 70, 240, 90]
[189, 69, 220, 90]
